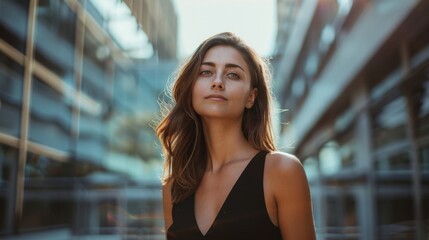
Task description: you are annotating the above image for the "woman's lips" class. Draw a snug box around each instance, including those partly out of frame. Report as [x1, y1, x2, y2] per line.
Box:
[205, 94, 228, 101]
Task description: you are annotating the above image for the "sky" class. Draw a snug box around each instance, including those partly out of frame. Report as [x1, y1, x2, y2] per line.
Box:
[172, 0, 277, 59]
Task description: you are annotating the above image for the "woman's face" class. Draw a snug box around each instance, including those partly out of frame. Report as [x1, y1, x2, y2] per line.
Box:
[192, 45, 257, 120]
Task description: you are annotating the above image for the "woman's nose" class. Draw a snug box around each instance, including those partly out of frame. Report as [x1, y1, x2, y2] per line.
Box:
[211, 75, 224, 90]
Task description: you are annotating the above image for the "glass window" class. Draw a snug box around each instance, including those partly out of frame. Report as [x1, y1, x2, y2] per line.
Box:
[325, 193, 358, 237]
[25, 152, 73, 179]
[21, 197, 73, 231]
[338, 131, 355, 168]
[77, 111, 106, 164]
[420, 145, 429, 238]
[81, 27, 110, 107]
[126, 199, 164, 237]
[419, 146, 429, 172]
[372, 96, 408, 149]
[21, 152, 73, 231]
[29, 77, 72, 152]
[0, 0, 29, 52]
[416, 79, 429, 139]
[73, 176, 128, 235]
[375, 151, 411, 172]
[319, 138, 354, 175]
[113, 65, 138, 109]
[98, 200, 122, 235]
[377, 194, 415, 239]
[0, 52, 23, 136]
[319, 141, 341, 175]
[34, 0, 76, 86]
[0, 144, 18, 233]
[423, 194, 429, 239]
[84, 0, 104, 27]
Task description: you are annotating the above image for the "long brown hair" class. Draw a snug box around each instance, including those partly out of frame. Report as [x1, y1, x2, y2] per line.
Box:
[156, 32, 276, 203]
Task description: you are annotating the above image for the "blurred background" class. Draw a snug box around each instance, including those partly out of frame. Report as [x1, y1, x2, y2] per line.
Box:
[0, 0, 428, 239]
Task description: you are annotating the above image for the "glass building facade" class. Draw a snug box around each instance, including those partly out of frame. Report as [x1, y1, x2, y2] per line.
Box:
[274, 0, 429, 239]
[0, 0, 177, 239]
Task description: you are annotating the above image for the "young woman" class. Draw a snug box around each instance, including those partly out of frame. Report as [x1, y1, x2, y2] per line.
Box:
[156, 32, 316, 239]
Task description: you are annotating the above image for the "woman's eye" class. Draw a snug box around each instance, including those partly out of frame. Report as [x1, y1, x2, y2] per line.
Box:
[200, 70, 212, 77]
[227, 72, 240, 80]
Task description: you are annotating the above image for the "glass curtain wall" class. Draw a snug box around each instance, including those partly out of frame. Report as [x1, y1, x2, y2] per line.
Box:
[0, 0, 166, 238]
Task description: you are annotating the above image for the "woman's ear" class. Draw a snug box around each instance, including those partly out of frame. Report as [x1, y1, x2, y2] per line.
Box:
[246, 88, 258, 109]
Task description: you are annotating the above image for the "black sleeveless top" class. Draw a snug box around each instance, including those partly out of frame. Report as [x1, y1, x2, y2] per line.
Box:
[167, 151, 282, 240]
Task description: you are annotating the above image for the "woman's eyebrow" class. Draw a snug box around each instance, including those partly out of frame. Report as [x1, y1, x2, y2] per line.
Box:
[201, 62, 244, 71]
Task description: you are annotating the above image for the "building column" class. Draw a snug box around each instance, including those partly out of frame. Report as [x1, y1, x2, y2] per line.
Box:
[13, 0, 38, 233]
[352, 80, 376, 240]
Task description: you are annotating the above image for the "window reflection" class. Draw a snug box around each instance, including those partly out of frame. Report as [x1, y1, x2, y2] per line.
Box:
[82, 27, 110, 106]
[114, 65, 138, 108]
[0, 52, 23, 136]
[416, 79, 429, 139]
[0, 144, 17, 233]
[375, 151, 411, 172]
[420, 145, 429, 238]
[420, 146, 429, 172]
[338, 131, 354, 168]
[372, 95, 411, 172]
[372, 96, 408, 149]
[126, 199, 162, 236]
[377, 194, 415, 239]
[34, 0, 76, 86]
[320, 141, 341, 175]
[0, 0, 29, 52]
[423, 195, 429, 238]
[29, 76, 72, 153]
[325, 193, 358, 237]
[319, 135, 355, 175]
[77, 111, 106, 164]
[21, 152, 73, 230]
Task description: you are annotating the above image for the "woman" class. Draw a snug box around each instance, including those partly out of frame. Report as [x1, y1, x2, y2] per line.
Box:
[156, 32, 316, 239]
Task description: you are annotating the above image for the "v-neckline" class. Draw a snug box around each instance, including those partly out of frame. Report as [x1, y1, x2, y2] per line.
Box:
[192, 151, 262, 237]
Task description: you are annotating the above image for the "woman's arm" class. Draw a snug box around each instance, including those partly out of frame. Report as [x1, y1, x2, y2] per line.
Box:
[162, 180, 173, 233]
[268, 152, 316, 240]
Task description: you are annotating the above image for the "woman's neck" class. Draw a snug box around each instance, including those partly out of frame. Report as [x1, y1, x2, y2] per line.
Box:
[201, 118, 257, 173]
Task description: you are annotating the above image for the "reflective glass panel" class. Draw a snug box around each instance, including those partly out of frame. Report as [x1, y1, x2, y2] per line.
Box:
[34, 0, 76, 86]
[0, 144, 18, 233]
[372, 96, 408, 149]
[423, 194, 429, 239]
[0, 52, 23, 136]
[419, 146, 429, 172]
[126, 199, 163, 237]
[29, 77, 72, 152]
[77, 111, 106, 164]
[21, 152, 73, 231]
[325, 194, 358, 237]
[375, 151, 411, 172]
[82, 28, 109, 104]
[377, 194, 415, 239]
[420, 146, 429, 238]
[78, 27, 109, 165]
[0, 0, 29, 52]
[416, 79, 429, 139]
[319, 141, 341, 175]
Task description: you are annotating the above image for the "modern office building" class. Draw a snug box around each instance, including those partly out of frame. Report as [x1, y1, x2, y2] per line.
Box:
[274, 0, 429, 239]
[275, 0, 429, 240]
[0, 0, 177, 239]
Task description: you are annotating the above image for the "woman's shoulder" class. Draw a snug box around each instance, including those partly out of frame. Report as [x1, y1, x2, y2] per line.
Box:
[265, 151, 308, 189]
[265, 151, 303, 171]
